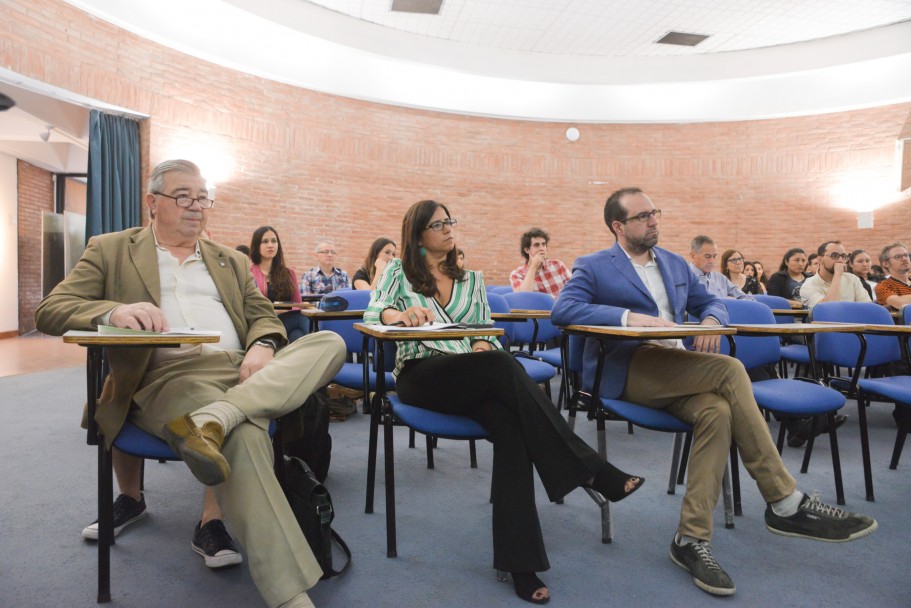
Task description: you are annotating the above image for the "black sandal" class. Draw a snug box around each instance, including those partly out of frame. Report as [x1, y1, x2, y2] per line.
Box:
[512, 572, 550, 605]
[589, 462, 645, 503]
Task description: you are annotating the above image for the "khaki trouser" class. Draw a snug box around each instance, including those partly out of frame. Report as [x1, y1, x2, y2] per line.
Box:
[622, 344, 796, 540]
[131, 331, 346, 608]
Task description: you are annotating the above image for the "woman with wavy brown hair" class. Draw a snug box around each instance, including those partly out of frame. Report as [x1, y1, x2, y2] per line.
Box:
[250, 225, 307, 341]
[352, 237, 397, 290]
[721, 249, 761, 295]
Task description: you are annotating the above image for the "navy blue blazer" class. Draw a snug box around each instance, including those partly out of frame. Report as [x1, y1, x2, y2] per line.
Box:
[552, 242, 728, 399]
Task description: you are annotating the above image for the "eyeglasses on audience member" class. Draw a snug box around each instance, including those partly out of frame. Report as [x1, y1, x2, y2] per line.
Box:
[426, 218, 458, 231]
[154, 192, 215, 209]
[619, 209, 661, 224]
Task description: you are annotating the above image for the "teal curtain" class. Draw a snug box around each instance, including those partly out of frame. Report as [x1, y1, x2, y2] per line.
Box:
[86, 110, 141, 241]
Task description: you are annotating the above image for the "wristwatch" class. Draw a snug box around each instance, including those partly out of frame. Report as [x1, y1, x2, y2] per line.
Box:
[251, 337, 279, 352]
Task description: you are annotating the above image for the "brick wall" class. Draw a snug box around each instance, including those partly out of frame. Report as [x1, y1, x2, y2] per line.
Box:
[3, 0, 910, 306]
[17, 161, 53, 334]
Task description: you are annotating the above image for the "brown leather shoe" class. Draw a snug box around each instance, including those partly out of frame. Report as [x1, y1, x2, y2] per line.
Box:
[163, 415, 230, 486]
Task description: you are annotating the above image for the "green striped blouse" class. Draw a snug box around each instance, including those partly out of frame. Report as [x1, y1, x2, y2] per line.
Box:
[363, 258, 501, 377]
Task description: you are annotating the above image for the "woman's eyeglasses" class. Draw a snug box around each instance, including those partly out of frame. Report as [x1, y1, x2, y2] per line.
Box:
[426, 218, 458, 231]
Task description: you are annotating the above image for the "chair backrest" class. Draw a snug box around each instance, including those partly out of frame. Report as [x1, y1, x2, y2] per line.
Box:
[490, 285, 514, 295]
[320, 290, 372, 354]
[720, 299, 781, 369]
[754, 294, 796, 324]
[487, 292, 512, 347]
[811, 301, 902, 368]
[501, 291, 560, 344]
[903, 304, 911, 326]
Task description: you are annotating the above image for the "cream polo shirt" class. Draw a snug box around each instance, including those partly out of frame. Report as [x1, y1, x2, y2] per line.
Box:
[149, 229, 242, 366]
[799, 271, 871, 310]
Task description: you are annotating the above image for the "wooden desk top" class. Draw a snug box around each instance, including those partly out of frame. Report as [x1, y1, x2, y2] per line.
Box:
[354, 322, 504, 341]
[731, 322, 867, 335]
[272, 301, 316, 310]
[63, 330, 221, 347]
[491, 310, 551, 320]
[559, 324, 736, 339]
[771, 309, 809, 317]
[859, 324, 911, 335]
[298, 309, 365, 319]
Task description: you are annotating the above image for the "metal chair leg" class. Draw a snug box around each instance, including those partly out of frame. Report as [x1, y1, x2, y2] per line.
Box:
[668, 432, 684, 495]
[827, 412, 845, 505]
[721, 463, 735, 529]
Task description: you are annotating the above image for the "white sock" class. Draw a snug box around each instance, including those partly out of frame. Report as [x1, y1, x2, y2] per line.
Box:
[674, 533, 702, 546]
[770, 490, 805, 517]
[191, 401, 246, 435]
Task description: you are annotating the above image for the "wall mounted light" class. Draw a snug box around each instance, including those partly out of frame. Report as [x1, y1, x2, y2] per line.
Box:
[565, 127, 580, 142]
[39, 126, 52, 142]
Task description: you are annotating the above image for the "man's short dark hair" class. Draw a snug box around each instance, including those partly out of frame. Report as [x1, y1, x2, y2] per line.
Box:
[817, 240, 841, 257]
[690, 235, 714, 253]
[520, 228, 549, 262]
[603, 187, 643, 237]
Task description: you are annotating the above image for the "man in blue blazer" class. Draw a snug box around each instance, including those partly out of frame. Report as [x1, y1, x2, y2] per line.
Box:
[553, 187, 876, 597]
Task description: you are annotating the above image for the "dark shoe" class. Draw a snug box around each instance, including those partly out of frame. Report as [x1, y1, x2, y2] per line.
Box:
[511, 572, 549, 604]
[82, 493, 147, 540]
[669, 538, 736, 596]
[765, 492, 877, 542]
[163, 414, 230, 485]
[588, 462, 645, 503]
[192, 519, 243, 569]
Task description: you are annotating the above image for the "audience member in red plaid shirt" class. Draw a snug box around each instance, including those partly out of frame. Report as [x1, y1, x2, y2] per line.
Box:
[510, 228, 571, 297]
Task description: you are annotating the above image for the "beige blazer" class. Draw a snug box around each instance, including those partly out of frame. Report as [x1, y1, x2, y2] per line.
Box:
[36, 226, 286, 446]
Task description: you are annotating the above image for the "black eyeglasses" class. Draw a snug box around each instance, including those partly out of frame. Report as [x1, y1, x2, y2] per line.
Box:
[154, 192, 215, 209]
[728, 256, 744, 264]
[619, 209, 661, 224]
[827, 253, 849, 261]
[890, 252, 911, 262]
[426, 218, 458, 231]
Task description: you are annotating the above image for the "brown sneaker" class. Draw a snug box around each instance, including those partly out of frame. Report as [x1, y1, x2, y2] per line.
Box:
[163, 414, 230, 485]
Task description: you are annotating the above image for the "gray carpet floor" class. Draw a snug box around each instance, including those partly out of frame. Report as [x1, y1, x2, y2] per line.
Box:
[1, 366, 909, 607]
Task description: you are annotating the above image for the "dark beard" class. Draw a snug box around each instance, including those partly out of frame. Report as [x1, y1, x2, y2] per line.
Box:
[625, 233, 658, 255]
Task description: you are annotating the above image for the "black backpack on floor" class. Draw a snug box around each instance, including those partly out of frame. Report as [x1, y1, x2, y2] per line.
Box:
[279, 391, 331, 481]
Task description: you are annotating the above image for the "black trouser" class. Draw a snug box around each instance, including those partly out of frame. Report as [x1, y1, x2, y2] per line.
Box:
[396, 350, 604, 572]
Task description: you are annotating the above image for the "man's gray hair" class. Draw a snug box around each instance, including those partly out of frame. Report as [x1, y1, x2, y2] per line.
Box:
[147, 159, 202, 194]
[690, 235, 715, 253]
[880, 242, 908, 263]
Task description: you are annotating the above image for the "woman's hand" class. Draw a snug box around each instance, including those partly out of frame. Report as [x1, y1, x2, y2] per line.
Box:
[471, 340, 493, 352]
[384, 305, 434, 327]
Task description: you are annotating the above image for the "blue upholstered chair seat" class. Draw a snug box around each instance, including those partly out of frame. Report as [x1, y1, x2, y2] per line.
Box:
[750, 379, 845, 414]
[516, 356, 557, 383]
[779, 344, 811, 364]
[114, 421, 180, 460]
[858, 376, 911, 405]
[334, 361, 395, 391]
[388, 395, 488, 439]
[113, 420, 278, 460]
[599, 398, 692, 433]
[533, 348, 562, 368]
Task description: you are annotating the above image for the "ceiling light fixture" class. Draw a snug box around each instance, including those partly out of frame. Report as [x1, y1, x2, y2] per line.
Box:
[39, 126, 52, 142]
[0, 92, 14, 111]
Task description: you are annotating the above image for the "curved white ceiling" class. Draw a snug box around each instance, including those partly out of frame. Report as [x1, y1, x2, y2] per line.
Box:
[64, 0, 911, 122]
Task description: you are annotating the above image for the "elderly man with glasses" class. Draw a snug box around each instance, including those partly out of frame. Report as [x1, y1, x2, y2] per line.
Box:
[300, 242, 351, 295]
[875, 242, 911, 310]
[687, 235, 753, 300]
[799, 240, 872, 310]
[37, 159, 346, 608]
